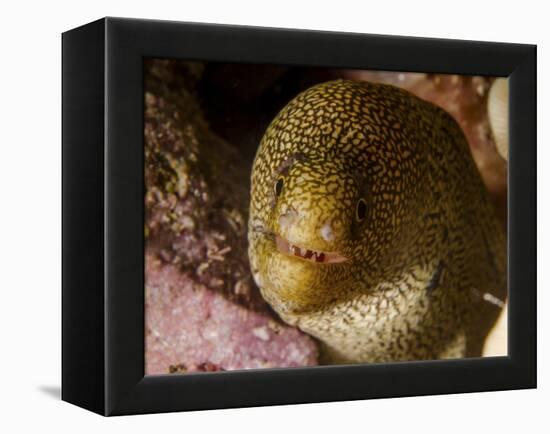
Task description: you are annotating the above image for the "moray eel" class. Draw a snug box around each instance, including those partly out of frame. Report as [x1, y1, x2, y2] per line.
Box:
[247, 80, 507, 364]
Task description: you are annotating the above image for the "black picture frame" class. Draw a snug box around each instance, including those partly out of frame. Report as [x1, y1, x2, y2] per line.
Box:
[62, 17, 536, 416]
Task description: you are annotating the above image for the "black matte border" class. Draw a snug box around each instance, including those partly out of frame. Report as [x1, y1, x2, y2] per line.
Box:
[103, 17, 536, 415]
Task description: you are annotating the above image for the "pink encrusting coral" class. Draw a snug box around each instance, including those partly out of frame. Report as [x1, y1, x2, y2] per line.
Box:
[145, 253, 318, 374]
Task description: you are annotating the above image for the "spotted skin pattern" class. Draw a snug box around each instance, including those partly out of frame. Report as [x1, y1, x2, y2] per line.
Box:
[248, 80, 507, 364]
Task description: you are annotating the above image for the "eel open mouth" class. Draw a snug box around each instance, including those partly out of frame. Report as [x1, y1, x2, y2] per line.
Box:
[275, 235, 347, 264]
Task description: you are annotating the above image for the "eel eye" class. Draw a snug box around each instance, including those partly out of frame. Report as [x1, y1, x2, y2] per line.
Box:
[356, 198, 367, 222]
[275, 177, 284, 197]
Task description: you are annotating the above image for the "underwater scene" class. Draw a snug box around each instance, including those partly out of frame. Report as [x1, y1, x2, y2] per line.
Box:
[144, 59, 508, 375]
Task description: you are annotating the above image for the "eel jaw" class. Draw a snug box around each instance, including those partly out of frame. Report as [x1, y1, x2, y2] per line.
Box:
[275, 234, 347, 264]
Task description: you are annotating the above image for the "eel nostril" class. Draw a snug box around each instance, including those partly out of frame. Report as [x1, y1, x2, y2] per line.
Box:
[320, 222, 334, 242]
[278, 209, 299, 231]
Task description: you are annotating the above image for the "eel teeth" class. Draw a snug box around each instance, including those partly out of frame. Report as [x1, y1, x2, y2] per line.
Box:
[276, 235, 347, 264]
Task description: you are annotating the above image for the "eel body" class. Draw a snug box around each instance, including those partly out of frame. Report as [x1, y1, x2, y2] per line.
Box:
[248, 80, 507, 364]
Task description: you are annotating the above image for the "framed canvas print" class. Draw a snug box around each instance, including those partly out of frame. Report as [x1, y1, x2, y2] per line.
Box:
[62, 17, 536, 416]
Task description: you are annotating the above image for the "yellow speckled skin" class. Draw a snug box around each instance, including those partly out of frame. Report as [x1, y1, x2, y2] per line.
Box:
[248, 80, 506, 364]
